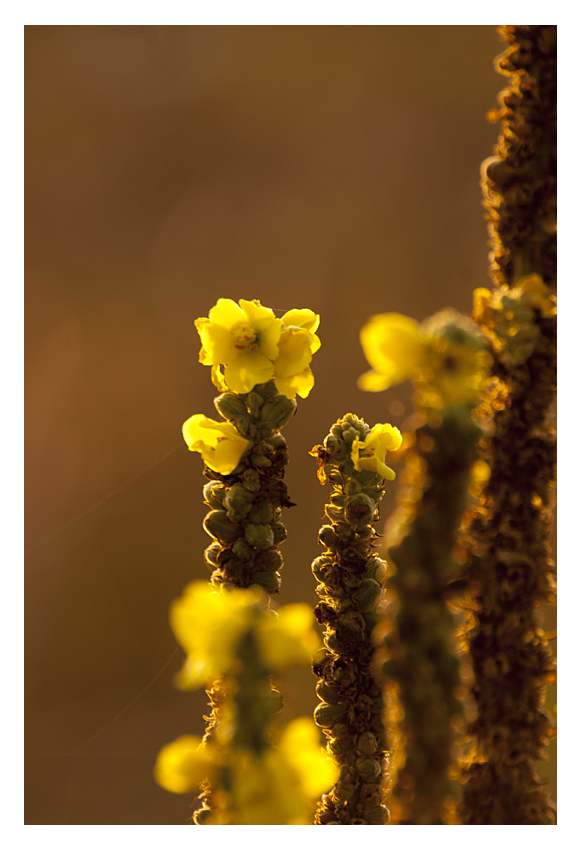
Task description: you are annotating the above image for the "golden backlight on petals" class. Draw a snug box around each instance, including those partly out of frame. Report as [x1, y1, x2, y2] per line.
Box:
[194, 298, 321, 398]
[182, 414, 251, 474]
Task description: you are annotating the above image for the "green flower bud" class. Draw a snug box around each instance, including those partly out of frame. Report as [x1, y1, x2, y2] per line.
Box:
[224, 483, 253, 519]
[255, 548, 284, 572]
[248, 503, 275, 524]
[366, 806, 389, 825]
[214, 392, 247, 420]
[271, 521, 287, 544]
[335, 781, 356, 801]
[232, 538, 254, 561]
[251, 454, 272, 468]
[345, 492, 375, 525]
[246, 392, 263, 417]
[316, 680, 342, 704]
[203, 510, 240, 543]
[204, 541, 222, 569]
[261, 395, 296, 429]
[202, 481, 227, 509]
[265, 433, 286, 450]
[244, 523, 275, 549]
[250, 570, 281, 594]
[357, 732, 378, 756]
[314, 703, 345, 728]
[353, 578, 383, 613]
[356, 758, 382, 778]
[318, 525, 338, 547]
[312, 556, 330, 581]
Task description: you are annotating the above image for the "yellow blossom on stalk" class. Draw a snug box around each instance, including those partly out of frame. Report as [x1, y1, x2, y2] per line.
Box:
[256, 604, 322, 668]
[277, 717, 340, 799]
[359, 308, 489, 409]
[154, 735, 221, 794]
[170, 583, 322, 690]
[351, 422, 403, 481]
[230, 718, 338, 824]
[194, 298, 321, 398]
[182, 414, 251, 475]
[358, 312, 427, 392]
[170, 582, 262, 689]
[473, 275, 556, 367]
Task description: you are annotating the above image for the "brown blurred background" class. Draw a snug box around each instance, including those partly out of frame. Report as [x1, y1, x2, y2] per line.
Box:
[25, 24, 555, 825]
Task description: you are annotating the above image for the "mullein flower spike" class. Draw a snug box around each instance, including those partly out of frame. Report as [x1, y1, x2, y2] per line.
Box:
[155, 583, 338, 824]
[460, 26, 557, 826]
[360, 309, 488, 824]
[310, 413, 401, 825]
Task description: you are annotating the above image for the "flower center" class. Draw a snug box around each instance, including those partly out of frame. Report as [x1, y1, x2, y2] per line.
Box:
[233, 323, 258, 351]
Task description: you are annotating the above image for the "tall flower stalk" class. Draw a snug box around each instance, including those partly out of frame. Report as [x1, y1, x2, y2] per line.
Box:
[310, 414, 401, 825]
[360, 308, 490, 824]
[460, 25, 557, 825]
[173, 298, 322, 822]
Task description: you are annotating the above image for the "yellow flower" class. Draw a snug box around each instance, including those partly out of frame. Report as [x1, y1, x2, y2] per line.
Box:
[272, 309, 321, 399]
[256, 604, 321, 668]
[230, 719, 337, 824]
[196, 298, 281, 394]
[182, 414, 251, 475]
[358, 312, 427, 391]
[170, 582, 263, 689]
[278, 717, 339, 799]
[154, 735, 220, 794]
[195, 299, 321, 398]
[351, 422, 403, 481]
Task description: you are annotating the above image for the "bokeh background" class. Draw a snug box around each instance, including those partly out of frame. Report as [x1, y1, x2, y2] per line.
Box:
[25, 24, 556, 825]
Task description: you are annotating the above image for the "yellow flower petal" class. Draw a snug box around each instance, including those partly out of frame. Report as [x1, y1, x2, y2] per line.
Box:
[274, 367, 315, 399]
[360, 312, 426, 389]
[170, 582, 262, 688]
[274, 328, 315, 378]
[208, 297, 247, 330]
[278, 717, 339, 799]
[182, 414, 250, 474]
[223, 350, 276, 393]
[351, 422, 402, 481]
[155, 735, 219, 794]
[281, 308, 320, 334]
[256, 604, 321, 669]
[357, 369, 393, 392]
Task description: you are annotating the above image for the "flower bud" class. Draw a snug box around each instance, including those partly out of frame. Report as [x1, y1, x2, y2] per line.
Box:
[353, 579, 383, 613]
[314, 703, 345, 728]
[261, 396, 296, 429]
[318, 525, 338, 547]
[232, 538, 254, 561]
[224, 483, 253, 519]
[202, 481, 227, 509]
[356, 758, 382, 778]
[255, 548, 284, 572]
[334, 780, 356, 801]
[271, 521, 287, 544]
[246, 392, 263, 417]
[250, 570, 281, 594]
[316, 680, 342, 704]
[366, 806, 389, 825]
[214, 392, 247, 421]
[356, 732, 378, 756]
[251, 454, 272, 468]
[244, 523, 275, 549]
[345, 492, 375, 525]
[203, 510, 240, 543]
[204, 541, 222, 569]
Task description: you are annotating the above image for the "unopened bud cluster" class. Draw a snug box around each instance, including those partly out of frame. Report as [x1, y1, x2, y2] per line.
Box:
[311, 414, 392, 825]
[202, 380, 296, 595]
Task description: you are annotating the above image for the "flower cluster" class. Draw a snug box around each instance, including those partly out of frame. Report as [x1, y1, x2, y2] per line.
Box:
[156, 717, 338, 824]
[473, 273, 556, 367]
[359, 308, 490, 409]
[170, 581, 321, 690]
[155, 582, 337, 824]
[195, 298, 321, 399]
